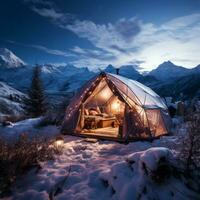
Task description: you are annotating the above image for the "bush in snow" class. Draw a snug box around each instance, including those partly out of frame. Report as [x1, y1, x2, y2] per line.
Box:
[0, 134, 62, 197]
[179, 110, 200, 192]
[181, 111, 200, 169]
[38, 96, 70, 127]
[37, 114, 58, 127]
[99, 147, 198, 200]
[37, 110, 64, 127]
[54, 96, 70, 125]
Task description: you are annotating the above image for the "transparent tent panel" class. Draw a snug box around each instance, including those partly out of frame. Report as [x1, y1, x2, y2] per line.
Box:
[130, 79, 159, 98]
[108, 73, 167, 109]
[65, 74, 99, 119]
[143, 95, 167, 109]
[160, 110, 172, 132]
[146, 109, 167, 136]
[107, 74, 141, 106]
[84, 79, 114, 107]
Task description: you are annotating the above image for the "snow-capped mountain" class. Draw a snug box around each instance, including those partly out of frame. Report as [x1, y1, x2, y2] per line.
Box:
[0, 48, 25, 68]
[40, 64, 95, 92]
[0, 49, 95, 93]
[0, 48, 200, 102]
[0, 61, 95, 93]
[149, 61, 190, 81]
[0, 81, 26, 120]
[105, 64, 142, 80]
[104, 64, 116, 73]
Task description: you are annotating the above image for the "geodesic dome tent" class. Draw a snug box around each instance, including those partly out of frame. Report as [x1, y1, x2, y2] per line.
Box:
[61, 72, 171, 141]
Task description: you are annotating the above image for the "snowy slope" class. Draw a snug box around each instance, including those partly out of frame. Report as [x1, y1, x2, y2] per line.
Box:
[40, 64, 95, 92]
[0, 82, 26, 119]
[0, 48, 25, 68]
[0, 117, 59, 140]
[0, 62, 95, 94]
[0, 81, 25, 97]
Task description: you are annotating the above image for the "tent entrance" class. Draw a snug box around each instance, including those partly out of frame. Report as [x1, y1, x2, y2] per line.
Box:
[78, 79, 125, 138]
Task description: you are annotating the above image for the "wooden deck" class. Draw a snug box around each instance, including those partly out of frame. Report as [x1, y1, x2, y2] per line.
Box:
[61, 130, 169, 143]
[81, 127, 119, 138]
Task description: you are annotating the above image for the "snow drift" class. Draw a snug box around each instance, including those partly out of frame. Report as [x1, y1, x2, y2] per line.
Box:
[100, 147, 197, 200]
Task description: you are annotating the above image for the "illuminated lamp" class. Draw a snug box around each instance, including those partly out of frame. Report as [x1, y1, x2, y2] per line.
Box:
[100, 86, 113, 99]
[111, 100, 120, 112]
[54, 136, 64, 148]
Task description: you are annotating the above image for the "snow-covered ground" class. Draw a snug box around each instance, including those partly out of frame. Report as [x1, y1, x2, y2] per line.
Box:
[0, 118, 59, 142]
[0, 81, 26, 119]
[0, 118, 198, 200]
[1, 138, 197, 199]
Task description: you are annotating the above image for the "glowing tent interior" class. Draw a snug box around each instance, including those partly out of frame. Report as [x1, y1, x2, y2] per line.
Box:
[61, 72, 171, 141]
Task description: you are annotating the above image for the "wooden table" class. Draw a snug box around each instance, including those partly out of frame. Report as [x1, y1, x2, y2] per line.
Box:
[84, 116, 116, 128]
[98, 118, 116, 128]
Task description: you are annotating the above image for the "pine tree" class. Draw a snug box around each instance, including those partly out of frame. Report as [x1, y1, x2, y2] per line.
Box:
[24, 65, 47, 117]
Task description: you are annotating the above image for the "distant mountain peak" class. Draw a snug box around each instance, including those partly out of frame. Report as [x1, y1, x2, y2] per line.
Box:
[157, 61, 177, 68]
[149, 61, 189, 81]
[163, 60, 173, 64]
[0, 48, 25, 68]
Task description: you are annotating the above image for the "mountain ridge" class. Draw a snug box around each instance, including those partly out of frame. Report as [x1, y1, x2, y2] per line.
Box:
[0, 48, 199, 100]
[0, 48, 25, 68]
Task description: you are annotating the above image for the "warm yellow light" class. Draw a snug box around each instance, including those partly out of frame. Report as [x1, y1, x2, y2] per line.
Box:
[54, 136, 64, 148]
[111, 100, 120, 112]
[55, 140, 64, 146]
[101, 90, 108, 99]
[100, 87, 112, 99]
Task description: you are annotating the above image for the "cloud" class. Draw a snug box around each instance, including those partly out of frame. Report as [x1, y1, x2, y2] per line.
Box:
[115, 18, 141, 41]
[31, 7, 63, 19]
[71, 46, 113, 59]
[25, 1, 200, 71]
[161, 13, 200, 31]
[109, 45, 128, 54]
[68, 13, 200, 70]
[30, 44, 75, 57]
[31, 6, 75, 25]
[6, 40, 75, 58]
[66, 19, 141, 54]
[25, 0, 75, 26]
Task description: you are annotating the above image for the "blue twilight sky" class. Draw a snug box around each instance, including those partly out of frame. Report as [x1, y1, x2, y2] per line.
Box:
[0, 0, 200, 71]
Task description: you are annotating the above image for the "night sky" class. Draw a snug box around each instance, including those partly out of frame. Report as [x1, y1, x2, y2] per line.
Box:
[0, 0, 200, 71]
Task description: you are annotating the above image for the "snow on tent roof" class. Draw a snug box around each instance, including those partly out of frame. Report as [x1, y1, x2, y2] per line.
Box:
[108, 73, 167, 109]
